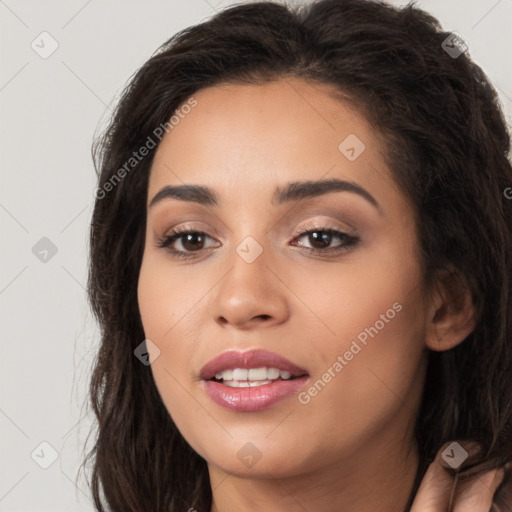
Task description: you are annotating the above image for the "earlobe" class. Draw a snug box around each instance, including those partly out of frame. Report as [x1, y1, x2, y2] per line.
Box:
[425, 268, 477, 352]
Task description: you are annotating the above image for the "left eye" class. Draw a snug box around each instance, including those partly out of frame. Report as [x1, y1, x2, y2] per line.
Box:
[291, 228, 359, 254]
[157, 226, 359, 259]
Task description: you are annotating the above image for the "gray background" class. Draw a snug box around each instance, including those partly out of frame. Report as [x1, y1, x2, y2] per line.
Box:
[1, 0, 511, 510]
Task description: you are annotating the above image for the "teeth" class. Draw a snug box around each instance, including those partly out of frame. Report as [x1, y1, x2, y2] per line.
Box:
[215, 369, 233, 380]
[233, 368, 248, 380]
[248, 367, 267, 380]
[224, 380, 273, 388]
[267, 367, 280, 379]
[213, 367, 295, 382]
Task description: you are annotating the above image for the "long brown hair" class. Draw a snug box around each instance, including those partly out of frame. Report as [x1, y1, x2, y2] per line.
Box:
[80, 0, 512, 510]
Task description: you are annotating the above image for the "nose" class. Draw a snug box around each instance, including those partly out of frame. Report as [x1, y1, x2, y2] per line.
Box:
[213, 243, 290, 330]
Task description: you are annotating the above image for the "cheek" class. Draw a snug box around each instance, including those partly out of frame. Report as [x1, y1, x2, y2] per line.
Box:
[137, 255, 190, 397]
[292, 246, 423, 360]
[138, 255, 167, 335]
[137, 252, 205, 346]
[327, 262, 425, 431]
[137, 260, 194, 436]
[299, 309, 426, 449]
[293, 255, 427, 440]
[137, 254, 211, 417]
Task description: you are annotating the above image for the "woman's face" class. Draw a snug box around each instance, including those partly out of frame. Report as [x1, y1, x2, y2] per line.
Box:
[138, 78, 430, 482]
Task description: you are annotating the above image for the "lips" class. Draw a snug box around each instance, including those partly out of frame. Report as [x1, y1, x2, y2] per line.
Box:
[199, 349, 310, 412]
[199, 349, 309, 381]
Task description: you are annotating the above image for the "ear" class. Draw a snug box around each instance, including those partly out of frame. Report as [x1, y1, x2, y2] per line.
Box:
[425, 268, 477, 352]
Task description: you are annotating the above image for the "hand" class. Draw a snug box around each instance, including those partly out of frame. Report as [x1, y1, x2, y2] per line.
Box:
[410, 444, 504, 511]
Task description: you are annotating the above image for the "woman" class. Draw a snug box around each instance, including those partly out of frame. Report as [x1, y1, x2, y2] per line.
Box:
[82, 0, 512, 510]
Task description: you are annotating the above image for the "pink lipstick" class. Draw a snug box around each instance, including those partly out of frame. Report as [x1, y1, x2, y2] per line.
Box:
[200, 349, 309, 412]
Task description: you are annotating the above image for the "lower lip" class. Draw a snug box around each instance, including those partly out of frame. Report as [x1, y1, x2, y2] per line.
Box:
[202, 377, 309, 412]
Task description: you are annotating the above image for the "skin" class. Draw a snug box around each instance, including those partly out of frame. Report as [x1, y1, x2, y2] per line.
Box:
[137, 78, 482, 511]
[412, 446, 504, 511]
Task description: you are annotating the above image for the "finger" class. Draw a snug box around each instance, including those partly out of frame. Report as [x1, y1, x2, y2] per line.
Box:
[410, 448, 456, 512]
[452, 468, 505, 512]
[410, 441, 484, 512]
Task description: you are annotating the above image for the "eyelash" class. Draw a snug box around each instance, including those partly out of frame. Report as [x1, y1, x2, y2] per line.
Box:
[156, 224, 360, 260]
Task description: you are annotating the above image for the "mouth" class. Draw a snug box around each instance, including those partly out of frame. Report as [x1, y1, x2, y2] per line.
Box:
[199, 349, 310, 412]
[209, 367, 305, 387]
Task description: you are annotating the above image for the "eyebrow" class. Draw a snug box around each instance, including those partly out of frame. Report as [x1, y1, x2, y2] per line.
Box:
[148, 178, 381, 213]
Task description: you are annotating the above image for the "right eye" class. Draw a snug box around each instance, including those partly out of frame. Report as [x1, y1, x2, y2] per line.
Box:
[157, 228, 220, 259]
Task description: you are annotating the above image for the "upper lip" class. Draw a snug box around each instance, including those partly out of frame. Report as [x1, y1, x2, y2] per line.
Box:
[199, 349, 309, 380]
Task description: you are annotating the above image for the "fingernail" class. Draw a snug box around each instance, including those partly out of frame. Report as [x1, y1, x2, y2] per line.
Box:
[488, 467, 506, 492]
[495, 467, 506, 486]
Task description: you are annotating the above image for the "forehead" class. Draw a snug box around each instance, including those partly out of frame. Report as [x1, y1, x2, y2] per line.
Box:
[148, 78, 390, 205]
